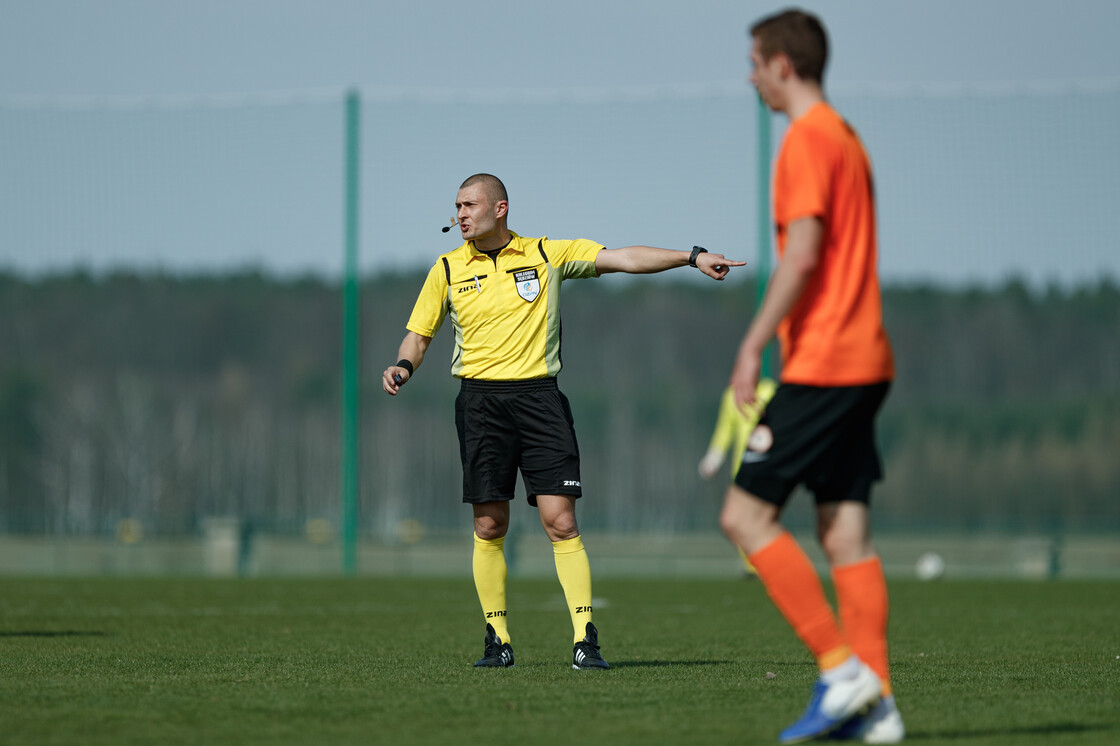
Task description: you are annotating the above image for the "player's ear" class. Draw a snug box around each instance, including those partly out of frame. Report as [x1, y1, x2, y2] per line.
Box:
[495, 200, 509, 219]
[776, 52, 795, 80]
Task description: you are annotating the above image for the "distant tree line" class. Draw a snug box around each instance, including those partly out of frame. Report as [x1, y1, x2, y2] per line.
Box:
[1, 269, 1117, 538]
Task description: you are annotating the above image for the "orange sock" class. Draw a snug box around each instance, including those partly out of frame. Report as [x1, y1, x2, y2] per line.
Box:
[833, 556, 892, 696]
[748, 532, 850, 671]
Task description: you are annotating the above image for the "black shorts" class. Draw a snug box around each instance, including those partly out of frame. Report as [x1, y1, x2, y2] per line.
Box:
[455, 378, 582, 507]
[733, 381, 890, 508]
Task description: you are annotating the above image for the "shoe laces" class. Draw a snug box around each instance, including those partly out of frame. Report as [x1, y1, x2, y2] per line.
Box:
[575, 638, 602, 659]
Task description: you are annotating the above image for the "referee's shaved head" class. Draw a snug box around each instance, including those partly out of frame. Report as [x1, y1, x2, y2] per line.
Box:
[460, 173, 508, 204]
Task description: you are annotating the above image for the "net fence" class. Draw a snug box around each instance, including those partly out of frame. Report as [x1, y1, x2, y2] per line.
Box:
[1, 81, 1118, 575]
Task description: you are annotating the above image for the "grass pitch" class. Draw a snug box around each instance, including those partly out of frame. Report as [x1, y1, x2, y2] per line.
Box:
[0, 575, 1117, 745]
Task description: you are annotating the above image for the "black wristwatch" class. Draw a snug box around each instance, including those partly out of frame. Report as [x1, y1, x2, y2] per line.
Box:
[689, 245, 708, 268]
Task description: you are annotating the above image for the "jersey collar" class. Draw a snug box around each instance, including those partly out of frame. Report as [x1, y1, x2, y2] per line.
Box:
[462, 231, 531, 264]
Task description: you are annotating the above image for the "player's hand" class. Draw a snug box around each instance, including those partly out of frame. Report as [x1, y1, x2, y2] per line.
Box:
[696, 252, 746, 280]
[382, 366, 410, 395]
[730, 345, 763, 410]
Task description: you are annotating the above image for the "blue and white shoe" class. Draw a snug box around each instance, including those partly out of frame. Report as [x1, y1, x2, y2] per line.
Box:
[829, 695, 905, 743]
[779, 663, 881, 743]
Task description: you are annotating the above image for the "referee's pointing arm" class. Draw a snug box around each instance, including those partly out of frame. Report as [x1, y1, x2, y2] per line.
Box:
[594, 245, 745, 280]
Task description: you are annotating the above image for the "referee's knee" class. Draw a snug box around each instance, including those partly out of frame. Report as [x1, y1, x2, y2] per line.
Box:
[540, 514, 579, 543]
[474, 516, 509, 540]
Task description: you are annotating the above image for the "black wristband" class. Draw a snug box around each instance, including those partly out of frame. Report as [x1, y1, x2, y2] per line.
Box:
[395, 359, 414, 376]
[689, 245, 708, 268]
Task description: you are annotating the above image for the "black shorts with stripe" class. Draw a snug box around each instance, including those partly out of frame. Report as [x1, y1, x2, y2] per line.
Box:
[733, 381, 890, 507]
[455, 378, 582, 507]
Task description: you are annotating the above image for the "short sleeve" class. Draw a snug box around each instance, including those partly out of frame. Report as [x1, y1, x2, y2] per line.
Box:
[542, 238, 604, 279]
[775, 124, 832, 226]
[405, 260, 450, 338]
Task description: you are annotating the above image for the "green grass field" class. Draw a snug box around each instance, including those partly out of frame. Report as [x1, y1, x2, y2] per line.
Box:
[1, 576, 1117, 745]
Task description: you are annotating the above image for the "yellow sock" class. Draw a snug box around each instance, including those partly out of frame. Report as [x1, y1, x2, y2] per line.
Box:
[737, 546, 758, 575]
[553, 535, 593, 643]
[472, 534, 510, 644]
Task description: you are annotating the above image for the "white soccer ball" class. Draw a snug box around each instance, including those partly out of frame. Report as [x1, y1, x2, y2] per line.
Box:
[915, 551, 946, 581]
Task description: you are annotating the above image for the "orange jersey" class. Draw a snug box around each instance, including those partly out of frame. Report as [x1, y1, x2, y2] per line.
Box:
[773, 103, 894, 385]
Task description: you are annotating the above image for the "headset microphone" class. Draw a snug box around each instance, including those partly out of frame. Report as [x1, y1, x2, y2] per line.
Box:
[441, 218, 459, 233]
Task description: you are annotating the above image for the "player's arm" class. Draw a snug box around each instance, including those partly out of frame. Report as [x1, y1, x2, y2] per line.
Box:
[382, 331, 432, 396]
[730, 216, 823, 407]
[595, 245, 745, 280]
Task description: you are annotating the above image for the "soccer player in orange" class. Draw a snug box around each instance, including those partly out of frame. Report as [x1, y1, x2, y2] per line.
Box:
[719, 10, 904, 744]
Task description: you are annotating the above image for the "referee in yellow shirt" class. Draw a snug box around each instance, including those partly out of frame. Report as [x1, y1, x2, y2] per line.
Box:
[382, 173, 744, 669]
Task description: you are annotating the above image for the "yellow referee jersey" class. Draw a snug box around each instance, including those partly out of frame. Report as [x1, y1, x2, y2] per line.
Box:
[406, 232, 603, 380]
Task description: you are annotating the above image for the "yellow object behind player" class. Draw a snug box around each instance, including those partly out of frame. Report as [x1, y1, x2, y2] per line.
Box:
[699, 378, 778, 480]
[699, 379, 777, 575]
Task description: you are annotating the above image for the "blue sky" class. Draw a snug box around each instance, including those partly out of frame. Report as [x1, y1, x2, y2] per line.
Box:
[3, 0, 1120, 286]
[5, 1, 1120, 96]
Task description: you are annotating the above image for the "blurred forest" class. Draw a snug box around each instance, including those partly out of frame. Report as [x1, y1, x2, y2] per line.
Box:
[1, 269, 1118, 539]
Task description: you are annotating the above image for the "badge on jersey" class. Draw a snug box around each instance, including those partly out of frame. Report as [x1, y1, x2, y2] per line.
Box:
[514, 268, 541, 302]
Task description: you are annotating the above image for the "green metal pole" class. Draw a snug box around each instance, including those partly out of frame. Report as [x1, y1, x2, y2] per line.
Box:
[755, 93, 774, 379]
[341, 89, 361, 575]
